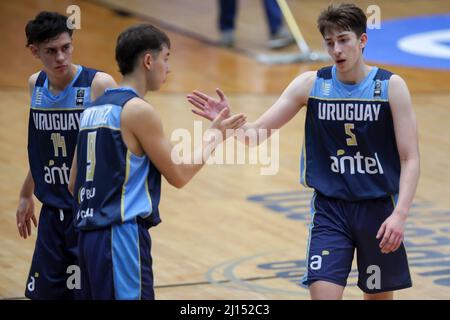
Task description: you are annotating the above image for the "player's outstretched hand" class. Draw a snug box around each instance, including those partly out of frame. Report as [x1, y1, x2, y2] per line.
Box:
[211, 108, 246, 137]
[16, 196, 37, 239]
[187, 88, 230, 121]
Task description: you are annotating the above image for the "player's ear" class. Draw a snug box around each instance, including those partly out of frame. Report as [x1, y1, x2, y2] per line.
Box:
[143, 52, 153, 71]
[359, 33, 367, 50]
[28, 44, 39, 59]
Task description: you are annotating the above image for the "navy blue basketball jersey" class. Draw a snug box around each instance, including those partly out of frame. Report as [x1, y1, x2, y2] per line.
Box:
[73, 87, 162, 230]
[28, 65, 98, 209]
[300, 65, 400, 201]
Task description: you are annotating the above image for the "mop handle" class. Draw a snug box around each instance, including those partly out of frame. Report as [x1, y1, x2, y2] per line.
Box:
[275, 0, 310, 53]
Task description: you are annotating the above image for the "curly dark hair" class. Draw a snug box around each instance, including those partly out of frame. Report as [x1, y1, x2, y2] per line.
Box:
[25, 11, 73, 46]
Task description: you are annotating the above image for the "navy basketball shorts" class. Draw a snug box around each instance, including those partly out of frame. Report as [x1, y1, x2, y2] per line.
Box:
[25, 205, 78, 299]
[77, 218, 154, 300]
[302, 192, 412, 294]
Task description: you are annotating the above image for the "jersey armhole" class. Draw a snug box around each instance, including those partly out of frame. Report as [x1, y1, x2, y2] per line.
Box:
[305, 71, 319, 108]
[120, 96, 147, 159]
[29, 72, 42, 105]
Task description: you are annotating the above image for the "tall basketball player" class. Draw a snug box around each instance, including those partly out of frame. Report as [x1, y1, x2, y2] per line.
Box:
[187, 3, 420, 300]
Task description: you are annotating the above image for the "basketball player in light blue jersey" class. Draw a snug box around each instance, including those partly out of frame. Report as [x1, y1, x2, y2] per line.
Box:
[17, 11, 116, 299]
[68, 24, 246, 299]
[188, 3, 420, 300]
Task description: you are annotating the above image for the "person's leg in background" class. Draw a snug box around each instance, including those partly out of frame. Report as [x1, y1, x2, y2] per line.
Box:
[262, 0, 295, 49]
[218, 0, 237, 47]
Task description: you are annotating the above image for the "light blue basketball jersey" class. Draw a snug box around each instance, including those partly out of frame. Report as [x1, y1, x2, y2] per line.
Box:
[300, 65, 400, 201]
[28, 65, 98, 209]
[73, 87, 162, 230]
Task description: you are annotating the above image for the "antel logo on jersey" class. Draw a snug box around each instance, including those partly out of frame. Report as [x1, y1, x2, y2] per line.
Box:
[44, 162, 71, 184]
[330, 150, 384, 175]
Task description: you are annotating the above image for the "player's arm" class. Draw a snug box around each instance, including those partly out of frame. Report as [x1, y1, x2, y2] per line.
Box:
[122, 98, 246, 188]
[187, 71, 315, 145]
[17, 170, 37, 239]
[16, 73, 39, 239]
[377, 75, 420, 254]
[244, 71, 315, 141]
[91, 72, 117, 100]
[68, 146, 77, 196]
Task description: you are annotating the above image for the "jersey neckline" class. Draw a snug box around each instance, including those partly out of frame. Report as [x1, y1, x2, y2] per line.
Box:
[105, 87, 140, 97]
[43, 65, 82, 100]
[331, 65, 378, 94]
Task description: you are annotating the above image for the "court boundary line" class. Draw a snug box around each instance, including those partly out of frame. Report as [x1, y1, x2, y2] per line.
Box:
[0, 275, 281, 299]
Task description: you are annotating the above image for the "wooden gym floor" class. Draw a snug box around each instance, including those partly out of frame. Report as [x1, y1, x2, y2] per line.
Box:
[0, 0, 450, 299]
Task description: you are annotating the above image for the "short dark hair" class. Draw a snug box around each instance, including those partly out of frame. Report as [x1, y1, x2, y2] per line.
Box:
[25, 11, 73, 46]
[115, 24, 171, 75]
[317, 3, 367, 38]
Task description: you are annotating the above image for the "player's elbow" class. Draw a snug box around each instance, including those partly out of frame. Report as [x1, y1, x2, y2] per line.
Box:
[68, 182, 74, 195]
[68, 173, 76, 195]
[165, 170, 189, 189]
[172, 180, 187, 189]
[168, 177, 188, 189]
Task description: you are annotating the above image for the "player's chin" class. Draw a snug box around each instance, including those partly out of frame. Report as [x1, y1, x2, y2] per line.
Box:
[335, 59, 347, 69]
[54, 66, 69, 76]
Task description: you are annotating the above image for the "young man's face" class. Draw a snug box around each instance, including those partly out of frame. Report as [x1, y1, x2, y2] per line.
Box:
[29, 32, 73, 77]
[148, 45, 170, 91]
[323, 30, 366, 72]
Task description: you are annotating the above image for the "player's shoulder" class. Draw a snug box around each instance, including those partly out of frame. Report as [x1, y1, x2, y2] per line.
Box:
[92, 71, 116, 88]
[291, 70, 316, 87]
[28, 71, 40, 93]
[302, 70, 317, 86]
[28, 71, 40, 84]
[387, 73, 409, 95]
[90, 71, 117, 100]
[124, 97, 158, 118]
[389, 74, 406, 85]
[122, 97, 162, 130]
[289, 70, 317, 98]
[299, 70, 317, 81]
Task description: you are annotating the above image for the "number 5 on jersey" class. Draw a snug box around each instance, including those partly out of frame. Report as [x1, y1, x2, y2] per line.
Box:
[345, 123, 358, 146]
[86, 131, 97, 181]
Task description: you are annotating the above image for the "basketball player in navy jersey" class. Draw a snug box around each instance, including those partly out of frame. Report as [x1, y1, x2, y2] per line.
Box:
[68, 24, 246, 300]
[17, 11, 116, 299]
[187, 3, 420, 300]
